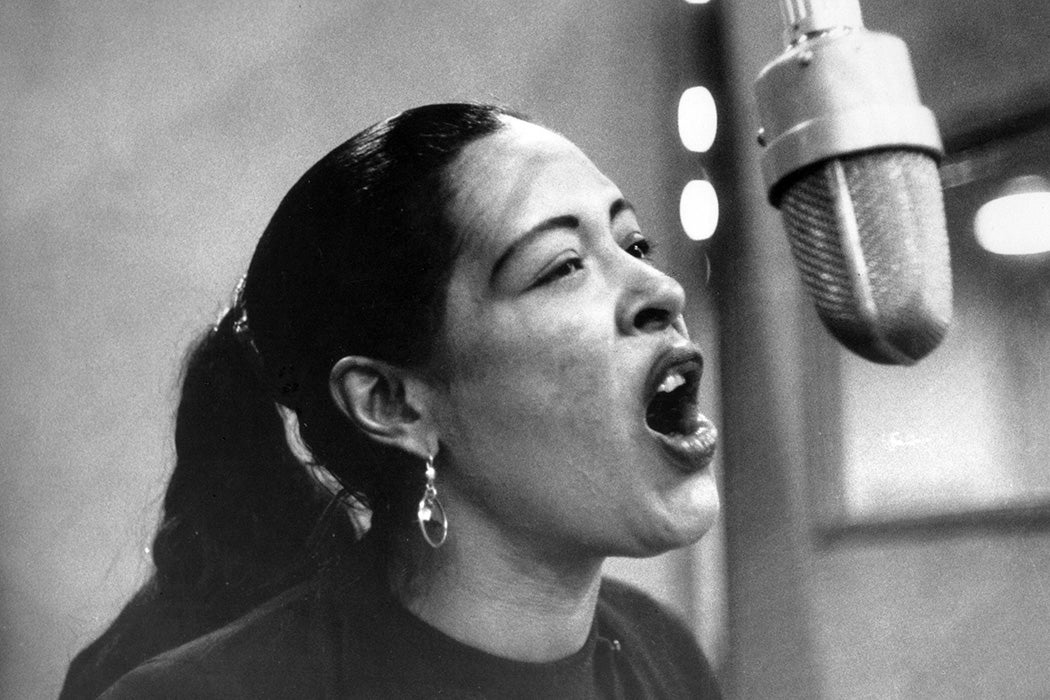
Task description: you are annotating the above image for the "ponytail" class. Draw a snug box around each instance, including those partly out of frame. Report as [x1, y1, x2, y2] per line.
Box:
[150, 309, 354, 615]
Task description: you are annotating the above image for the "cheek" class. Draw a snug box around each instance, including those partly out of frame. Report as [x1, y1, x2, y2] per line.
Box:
[435, 317, 620, 538]
[438, 308, 618, 459]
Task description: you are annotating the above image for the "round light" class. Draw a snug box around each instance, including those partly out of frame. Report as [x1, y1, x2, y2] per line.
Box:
[684, 0, 712, 4]
[677, 86, 717, 153]
[679, 180, 719, 241]
[975, 176, 1050, 255]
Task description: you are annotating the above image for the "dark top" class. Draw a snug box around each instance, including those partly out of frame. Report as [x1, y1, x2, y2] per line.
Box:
[60, 580, 241, 700]
[89, 571, 721, 699]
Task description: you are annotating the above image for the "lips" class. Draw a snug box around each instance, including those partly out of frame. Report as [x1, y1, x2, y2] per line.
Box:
[644, 346, 718, 471]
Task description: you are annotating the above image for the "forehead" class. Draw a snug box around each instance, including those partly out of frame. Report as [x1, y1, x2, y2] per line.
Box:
[446, 118, 621, 257]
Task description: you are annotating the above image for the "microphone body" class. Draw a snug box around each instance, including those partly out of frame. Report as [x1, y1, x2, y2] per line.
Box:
[754, 0, 952, 365]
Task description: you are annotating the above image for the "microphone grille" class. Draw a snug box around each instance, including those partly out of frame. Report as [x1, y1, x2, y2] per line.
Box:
[776, 149, 952, 364]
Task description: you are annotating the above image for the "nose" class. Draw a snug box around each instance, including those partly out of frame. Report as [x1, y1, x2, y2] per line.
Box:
[615, 261, 687, 336]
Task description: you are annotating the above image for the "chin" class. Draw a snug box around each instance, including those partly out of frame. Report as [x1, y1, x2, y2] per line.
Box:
[650, 475, 721, 553]
[615, 487, 721, 559]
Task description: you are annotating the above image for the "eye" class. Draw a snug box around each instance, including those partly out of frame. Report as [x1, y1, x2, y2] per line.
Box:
[625, 236, 656, 261]
[536, 256, 584, 286]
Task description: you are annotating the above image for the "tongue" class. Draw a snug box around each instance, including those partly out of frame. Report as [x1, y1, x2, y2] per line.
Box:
[677, 407, 703, 435]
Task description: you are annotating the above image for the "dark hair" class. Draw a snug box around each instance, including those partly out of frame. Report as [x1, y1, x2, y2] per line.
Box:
[150, 103, 511, 615]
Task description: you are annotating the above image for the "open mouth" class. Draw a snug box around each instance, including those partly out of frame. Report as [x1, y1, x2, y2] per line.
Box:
[643, 349, 718, 470]
[646, 361, 703, 437]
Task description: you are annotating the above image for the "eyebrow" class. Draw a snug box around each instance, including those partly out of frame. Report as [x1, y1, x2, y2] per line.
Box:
[610, 197, 635, 221]
[490, 197, 637, 283]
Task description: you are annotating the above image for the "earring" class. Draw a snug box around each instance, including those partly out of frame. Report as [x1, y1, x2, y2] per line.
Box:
[417, 454, 448, 548]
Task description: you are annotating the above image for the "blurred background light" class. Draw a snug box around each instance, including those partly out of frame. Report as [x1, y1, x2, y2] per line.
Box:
[677, 86, 717, 153]
[683, 0, 712, 4]
[974, 175, 1050, 255]
[679, 179, 719, 241]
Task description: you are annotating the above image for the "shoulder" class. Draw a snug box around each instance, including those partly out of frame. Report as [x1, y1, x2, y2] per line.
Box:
[60, 583, 219, 700]
[99, 583, 341, 699]
[597, 577, 723, 699]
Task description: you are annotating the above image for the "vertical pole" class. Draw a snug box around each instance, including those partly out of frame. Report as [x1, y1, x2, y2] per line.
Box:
[707, 1, 826, 696]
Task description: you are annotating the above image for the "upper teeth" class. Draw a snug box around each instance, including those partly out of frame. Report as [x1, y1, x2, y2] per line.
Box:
[657, 371, 686, 394]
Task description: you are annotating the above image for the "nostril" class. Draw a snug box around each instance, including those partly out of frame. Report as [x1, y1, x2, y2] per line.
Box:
[634, 307, 672, 332]
[617, 269, 686, 336]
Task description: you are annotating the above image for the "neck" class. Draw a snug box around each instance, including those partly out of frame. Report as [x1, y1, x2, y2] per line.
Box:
[390, 523, 605, 662]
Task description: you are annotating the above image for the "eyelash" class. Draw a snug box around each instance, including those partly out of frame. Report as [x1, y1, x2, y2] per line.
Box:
[625, 237, 656, 261]
[538, 257, 585, 285]
[535, 237, 657, 287]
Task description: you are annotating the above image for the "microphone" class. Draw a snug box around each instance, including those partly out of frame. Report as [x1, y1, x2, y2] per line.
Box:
[753, 0, 952, 365]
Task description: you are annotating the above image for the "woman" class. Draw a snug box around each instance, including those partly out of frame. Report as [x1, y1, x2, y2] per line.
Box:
[63, 103, 722, 698]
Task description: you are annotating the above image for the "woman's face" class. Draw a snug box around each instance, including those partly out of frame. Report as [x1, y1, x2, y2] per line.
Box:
[425, 117, 719, 562]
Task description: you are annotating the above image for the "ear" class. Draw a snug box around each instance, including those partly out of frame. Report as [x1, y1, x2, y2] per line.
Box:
[329, 356, 438, 458]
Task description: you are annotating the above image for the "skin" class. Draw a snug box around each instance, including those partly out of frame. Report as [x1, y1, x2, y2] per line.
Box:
[332, 117, 719, 662]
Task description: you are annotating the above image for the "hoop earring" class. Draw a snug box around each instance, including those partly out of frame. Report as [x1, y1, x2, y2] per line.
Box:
[417, 454, 448, 548]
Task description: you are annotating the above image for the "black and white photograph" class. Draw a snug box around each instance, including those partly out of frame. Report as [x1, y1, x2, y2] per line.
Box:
[3, 1, 1049, 697]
